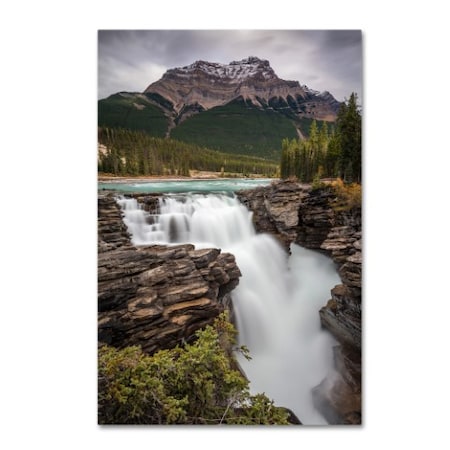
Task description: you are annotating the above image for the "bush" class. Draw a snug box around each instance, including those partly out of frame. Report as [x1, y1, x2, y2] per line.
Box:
[330, 178, 362, 210]
[98, 313, 290, 425]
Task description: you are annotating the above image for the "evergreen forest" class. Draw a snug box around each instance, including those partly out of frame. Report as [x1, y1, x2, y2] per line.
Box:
[280, 93, 361, 183]
[98, 92, 361, 182]
[98, 127, 279, 177]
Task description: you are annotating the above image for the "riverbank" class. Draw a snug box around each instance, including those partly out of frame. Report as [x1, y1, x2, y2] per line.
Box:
[98, 170, 277, 183]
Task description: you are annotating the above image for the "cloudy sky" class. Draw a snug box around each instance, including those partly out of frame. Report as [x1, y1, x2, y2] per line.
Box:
[98, 30, 362, 103]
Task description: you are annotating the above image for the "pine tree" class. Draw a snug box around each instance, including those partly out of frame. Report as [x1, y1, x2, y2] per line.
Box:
[280, 138, 290, 179]
[336, 93, 362, 182]
[325, 130, 341, 178]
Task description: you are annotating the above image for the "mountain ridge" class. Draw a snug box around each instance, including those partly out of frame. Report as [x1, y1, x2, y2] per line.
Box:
[144, 56, 340, 122]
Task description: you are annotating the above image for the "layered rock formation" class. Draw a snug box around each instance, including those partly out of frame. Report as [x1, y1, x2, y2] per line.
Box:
[237, 180, 311, 249]
[237, 180, 362, 424]
[144, 56, 340, 122]
[98, 193, 131, 252]
[98, 193, 241, 354]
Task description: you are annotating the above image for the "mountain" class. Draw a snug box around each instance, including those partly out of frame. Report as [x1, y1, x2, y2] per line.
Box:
[98, 57, 341, 160]
[98, 92, 169, 137]
[145, 56, 340, 122]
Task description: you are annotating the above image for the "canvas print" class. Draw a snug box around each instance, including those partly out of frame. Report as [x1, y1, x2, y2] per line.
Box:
[97, 30, 362, 425]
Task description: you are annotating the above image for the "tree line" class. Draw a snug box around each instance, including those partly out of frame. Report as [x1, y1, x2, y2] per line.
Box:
[280, 93, 361, 183]
[98, 127, 278, 177]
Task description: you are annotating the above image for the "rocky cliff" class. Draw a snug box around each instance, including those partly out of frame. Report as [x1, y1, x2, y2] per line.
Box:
[98, 193, 241, 354]
[144, 56, 340, 122]
[237, 180, 362, 424]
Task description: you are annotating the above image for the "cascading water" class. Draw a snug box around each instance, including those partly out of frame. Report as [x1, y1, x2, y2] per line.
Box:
[117, 193, 340, 424]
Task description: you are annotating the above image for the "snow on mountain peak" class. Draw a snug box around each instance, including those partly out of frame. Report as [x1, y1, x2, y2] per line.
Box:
[145, 57, 341, 119]
[175, 57, 276, 82]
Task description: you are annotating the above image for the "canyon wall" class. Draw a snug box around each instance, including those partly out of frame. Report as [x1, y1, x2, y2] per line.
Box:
[237, 180, 362, 424]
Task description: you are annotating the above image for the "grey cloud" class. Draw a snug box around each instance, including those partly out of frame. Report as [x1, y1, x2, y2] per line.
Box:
[98, 30, 362, 102]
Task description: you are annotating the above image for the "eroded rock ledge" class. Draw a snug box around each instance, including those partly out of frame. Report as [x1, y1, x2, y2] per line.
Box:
[98, 193, 241, 354]
[237, 180, 362, 425]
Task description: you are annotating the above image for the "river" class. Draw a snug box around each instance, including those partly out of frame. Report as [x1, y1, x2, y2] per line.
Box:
[104, 179, 340, 424]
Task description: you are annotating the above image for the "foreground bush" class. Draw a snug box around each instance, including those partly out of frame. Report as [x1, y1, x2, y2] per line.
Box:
[98, 313, 290, 425]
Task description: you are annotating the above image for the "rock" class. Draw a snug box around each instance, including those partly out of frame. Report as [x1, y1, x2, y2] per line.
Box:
[281, 408, 302, 425]
[312, 370, 361, 425]
[353, 239, 362, 250]
[237, 180, 362, 423]
[188, 248, 221, 268]
[98, 193, 131, 251]
[134, 194, 160, 213]
[98, 196, 241, 355]
[321, 226, 358, 263]
[295, 188, 336, 249]
[98, 243, 241, 354]
[339, 252, 362, 289]
[237, 180, 310, 250]
[144, 57, 341, 121]
[313, 344, 361, 425]
[319, 305, 361, 351]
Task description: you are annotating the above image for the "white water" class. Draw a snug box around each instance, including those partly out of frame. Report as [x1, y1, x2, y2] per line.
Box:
[116, 194, 340, 424]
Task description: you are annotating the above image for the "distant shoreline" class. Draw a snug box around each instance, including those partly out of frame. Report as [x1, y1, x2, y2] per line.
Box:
[98, 174, 276, 184]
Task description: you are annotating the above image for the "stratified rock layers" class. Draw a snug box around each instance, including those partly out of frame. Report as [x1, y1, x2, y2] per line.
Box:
[237, 181, 362, 424]
[98, 194, 241, 354]
[144, 57, 340, 121]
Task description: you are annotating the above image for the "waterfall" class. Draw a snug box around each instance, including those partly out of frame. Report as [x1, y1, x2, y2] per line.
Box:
[117, 193, 340, 424]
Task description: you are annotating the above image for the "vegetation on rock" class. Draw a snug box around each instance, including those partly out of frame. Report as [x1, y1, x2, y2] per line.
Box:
[329, 178, 362, 211]
[98, 313, 290, 425]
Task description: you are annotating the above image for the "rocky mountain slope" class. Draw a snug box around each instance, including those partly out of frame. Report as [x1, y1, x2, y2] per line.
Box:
[144, 56, 340, 122]
[98, 57, 341, 159]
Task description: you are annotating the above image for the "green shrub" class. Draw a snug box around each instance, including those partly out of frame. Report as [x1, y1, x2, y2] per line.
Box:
[98, 313, 290, 425]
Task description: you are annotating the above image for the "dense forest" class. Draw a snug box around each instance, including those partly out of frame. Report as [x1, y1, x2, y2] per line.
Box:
[170, 100, 298, 160]
[98, 93, 361, 181]
[280, 93, 361, 183]
[98, 93, 169, 138]
[98, 127, 279, 177]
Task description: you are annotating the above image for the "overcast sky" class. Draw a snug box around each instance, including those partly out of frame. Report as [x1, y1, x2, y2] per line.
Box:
[98, 30, 362, 103]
